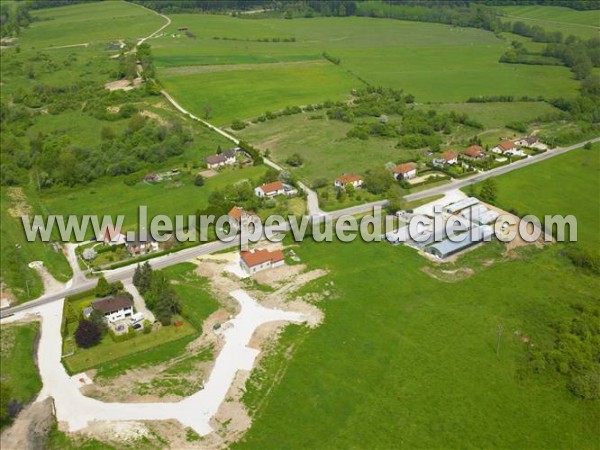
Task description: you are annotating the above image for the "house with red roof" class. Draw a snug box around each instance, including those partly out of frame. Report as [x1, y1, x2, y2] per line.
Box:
[334, 174, 363, 189]
[462, 145, 485, 159]
[254, 181, 285, 198]
[393, 162, 417, 180]
[98, 224, 125, 246]
[492, 140, 517, 154]
[240, 248, 285, 275]
[441, 151, 458, 165]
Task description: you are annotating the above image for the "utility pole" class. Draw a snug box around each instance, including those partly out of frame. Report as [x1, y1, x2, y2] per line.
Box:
[496, 324, 504, 356]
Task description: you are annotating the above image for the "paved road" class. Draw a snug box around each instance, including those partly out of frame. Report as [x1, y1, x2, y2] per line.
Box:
[1, 239, 240, 318]
[161, 90, 324, 216]
[3, 137, 597, 319]
[327, 137, 600, 215]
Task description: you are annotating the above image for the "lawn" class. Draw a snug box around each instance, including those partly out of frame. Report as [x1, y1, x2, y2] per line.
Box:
[236, 235, 599, 449]
[494, 5, 600, 39]
[471, 145, 600, 250]
[62, 264, 220, 377]
[0, 322, 42, 423]
[24, 1, 165, 48]
[62, 316, 197, 374]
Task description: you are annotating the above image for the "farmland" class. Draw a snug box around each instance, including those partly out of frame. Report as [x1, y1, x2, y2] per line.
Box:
[494, 5, 600, 39]
[472, 144, 600, 250]
[152, 14, 581, 125]
[236, 233, 599, 449]
[25, 1, 164, 48]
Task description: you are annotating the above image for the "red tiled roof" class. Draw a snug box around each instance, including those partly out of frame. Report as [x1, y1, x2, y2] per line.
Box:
[336, 174, 362, 184]
[463, 145, 484, 157]
[228, 206, 244, 221]
[441, 151, 458, 161]
[240, 249, 285, 268]
[393, 162, 417, 174]
[498, 140, 515, 150]
[258, 181, 284, 194]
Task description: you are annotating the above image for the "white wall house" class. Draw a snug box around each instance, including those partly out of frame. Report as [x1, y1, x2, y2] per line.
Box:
[240, 249, 285, 275]
[204, 150, 236, 169]
[91, 295, 134, 323]
[334, 174, 363, 189]
[393, 162, 417, 180]
[492, 140, 517, 154]
[254, 181, 286, 198]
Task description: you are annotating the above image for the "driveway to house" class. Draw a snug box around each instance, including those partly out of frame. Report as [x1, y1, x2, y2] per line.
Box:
[123, 282, 155, 323]
[160, 90, 324, 216]
[2, 290, 307, 435]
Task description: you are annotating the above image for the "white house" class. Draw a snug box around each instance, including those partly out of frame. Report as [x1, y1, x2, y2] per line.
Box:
[240, 249, 285, 275]
[91, 295, 134, 323]
[334, 174, 363, 189]
[440, 151, 458, 165]
[254, 181, 286, 198]
[204, 149, 236, 169]
[393, 162, 417, 180]
[492, 140, 517, 154]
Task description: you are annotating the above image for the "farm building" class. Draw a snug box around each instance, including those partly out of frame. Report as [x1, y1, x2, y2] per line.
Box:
[425, 225, 494, 259]
[443, 197, 480, 215]
[240, 249, 285, 275]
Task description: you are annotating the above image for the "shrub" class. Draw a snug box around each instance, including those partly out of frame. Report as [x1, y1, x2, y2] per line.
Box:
[194, 174, 205, 187]
[74, 319, 101, 348]
[231, 119, 247, 130]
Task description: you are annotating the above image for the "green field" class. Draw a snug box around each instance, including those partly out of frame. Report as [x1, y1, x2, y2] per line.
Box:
[152, 14, 580, 124]
[495, 5, 599, 39]
[0, 322, 42, 428]
[25, 1, 164, 48]
[415, 101, 560, 130]
[161, 61, 359, 126]
[236, 237, 599, 448]
[473, 145, 600, 250]
[39, 165, 268, 232]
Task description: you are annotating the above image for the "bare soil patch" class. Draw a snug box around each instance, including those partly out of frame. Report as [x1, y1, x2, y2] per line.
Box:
[0, 398, 54, 450]
[421, 266, 474, 283]
[6, 187, 32, 217]
[140, 109, 167, 126]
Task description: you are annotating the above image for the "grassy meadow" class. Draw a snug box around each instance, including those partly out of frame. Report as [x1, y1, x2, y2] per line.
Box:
[472, 145, 600, 250]
[494, 5, 599, 39]
[0, 322, 42, 429]
[151, 14, 580, 124]
[236, 235, 599, 449]
[25, 1, 164, 48]
[236, 144, 600, 449]
[39, 164, 268, 233]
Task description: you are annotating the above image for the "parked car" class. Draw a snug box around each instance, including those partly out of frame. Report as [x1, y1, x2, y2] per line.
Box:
[133, 323, 143, 331]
